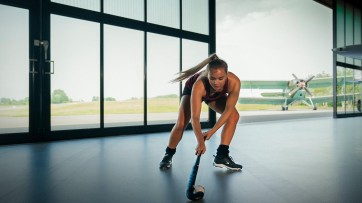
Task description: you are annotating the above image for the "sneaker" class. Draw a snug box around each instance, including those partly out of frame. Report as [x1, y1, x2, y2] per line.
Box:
[213, 155, 242, 171]
[159, 153, 173, 169]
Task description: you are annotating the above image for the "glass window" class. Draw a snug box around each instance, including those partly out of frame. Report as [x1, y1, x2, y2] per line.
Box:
[147, 33, 179, 124]
[104, 25, 144, 127]
[51, 0, 100, 12]
[104, 0, 144, 21]
[354, 8, 361, 66]
[345, 68, 354, 113]
[0, 5, 29, 134]
[336, 67, 357, 114]
[182, 0, 208, 35]
[336, 0, 345, 63]
[336, 66, 346, 115]
[354, 69, 362, 113]
[51, 15, 100, 130]
[182, 39, 209, 121]
[345, 3, 354, 65]
[147, 0, 179, 29]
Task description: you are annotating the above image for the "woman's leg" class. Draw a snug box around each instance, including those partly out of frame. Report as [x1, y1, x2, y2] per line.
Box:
[207, 96, 240, 145]
[160, 95, 191, 169]
[207, 97, 242, 170]
[168, 95, 192, 148]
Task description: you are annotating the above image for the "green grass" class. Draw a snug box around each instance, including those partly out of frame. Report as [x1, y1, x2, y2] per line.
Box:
[0, 98, 333, 117]
[51, 102, 100, 116]
[0, 105, 29, 117]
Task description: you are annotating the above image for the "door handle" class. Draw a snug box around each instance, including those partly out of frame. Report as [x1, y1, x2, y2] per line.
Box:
[33, 39, 54, 75]
[44, 60, 54, 74]
[41, 40, 54, 75]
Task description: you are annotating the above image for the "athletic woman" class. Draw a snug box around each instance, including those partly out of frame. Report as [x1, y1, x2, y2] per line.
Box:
[159, 54, 242, 171]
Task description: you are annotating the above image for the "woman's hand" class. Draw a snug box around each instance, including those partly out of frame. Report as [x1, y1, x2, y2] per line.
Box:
[195, 141, 206, 156]
[202, 130, 214, 140]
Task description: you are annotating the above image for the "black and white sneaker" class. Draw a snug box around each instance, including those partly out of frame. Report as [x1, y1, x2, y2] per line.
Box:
[159, 153, 173, 169]
[213, 155, 242, 171]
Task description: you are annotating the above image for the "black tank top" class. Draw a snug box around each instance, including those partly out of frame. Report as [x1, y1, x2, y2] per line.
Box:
[201, 75, 228, 103]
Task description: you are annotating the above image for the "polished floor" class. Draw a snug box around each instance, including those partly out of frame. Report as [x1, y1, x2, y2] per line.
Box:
[1, 116, 362, 203]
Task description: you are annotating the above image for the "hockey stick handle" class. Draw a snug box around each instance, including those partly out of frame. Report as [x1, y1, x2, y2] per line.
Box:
[186, 154, 201, 192]
[187, 135, 205, 193]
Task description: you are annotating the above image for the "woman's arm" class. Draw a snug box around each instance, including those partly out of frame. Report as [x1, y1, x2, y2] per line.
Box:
[190, 80, 207, 155]
[206, 73, 240, 138]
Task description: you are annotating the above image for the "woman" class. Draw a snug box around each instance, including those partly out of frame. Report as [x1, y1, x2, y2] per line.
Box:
[159, 54, 242, 171]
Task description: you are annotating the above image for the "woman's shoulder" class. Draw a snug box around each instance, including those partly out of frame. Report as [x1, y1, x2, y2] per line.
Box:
[193, 74, 208, 91]
[194, 76, 206, 87]
[227, 72, 240, 83]
[194, 71, 207, 82]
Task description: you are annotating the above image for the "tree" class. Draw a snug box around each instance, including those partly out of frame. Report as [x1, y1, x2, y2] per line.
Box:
[105, 97, 116, 101]
[0, 98, 11, 105]
[51, 89, 70, 104]
[0, 97, 29, 105]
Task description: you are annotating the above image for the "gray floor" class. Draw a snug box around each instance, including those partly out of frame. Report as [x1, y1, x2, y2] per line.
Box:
[1, 116, 362, 203]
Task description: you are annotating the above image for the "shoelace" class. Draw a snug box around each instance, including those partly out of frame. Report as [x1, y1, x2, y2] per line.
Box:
[162, 154, 172, 161]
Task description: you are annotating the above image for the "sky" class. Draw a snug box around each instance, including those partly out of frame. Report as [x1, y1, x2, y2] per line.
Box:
[0, 5, 29, 100]
[216, 0, 333, 80]
[0, 1, 333, 101]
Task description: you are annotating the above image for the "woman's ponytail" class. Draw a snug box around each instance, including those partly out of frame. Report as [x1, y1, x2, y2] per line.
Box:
[170, 53, 219, 83]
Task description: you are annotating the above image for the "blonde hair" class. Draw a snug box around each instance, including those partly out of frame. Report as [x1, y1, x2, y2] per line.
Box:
[170, 53, 228, 83]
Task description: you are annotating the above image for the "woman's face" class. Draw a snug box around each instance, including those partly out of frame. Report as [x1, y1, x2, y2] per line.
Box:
[208, 67, 227, 92]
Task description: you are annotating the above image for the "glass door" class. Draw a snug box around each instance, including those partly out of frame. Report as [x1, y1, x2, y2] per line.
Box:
[0, 4, 30, 134]
[50, 15, 100, 131]
[1, 1, 103, 139]
[0, 1, 48, 142]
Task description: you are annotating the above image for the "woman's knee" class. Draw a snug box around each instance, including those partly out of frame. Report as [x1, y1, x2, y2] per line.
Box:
[174, 119, 189, 131]
[230, 109, 239, 123]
